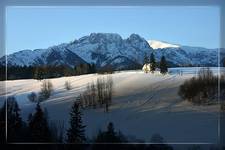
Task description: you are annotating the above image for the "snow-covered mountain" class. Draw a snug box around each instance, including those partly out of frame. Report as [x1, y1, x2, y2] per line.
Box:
[148, 40, 180, 49]
[0, 44, 86, 67]
[0, 33, 222, 69]
[148, 40, 220, 66]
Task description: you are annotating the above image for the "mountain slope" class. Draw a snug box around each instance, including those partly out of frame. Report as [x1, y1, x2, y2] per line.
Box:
[0, 44, 86, 67]
[66, 33, 152, 68]
[149, 40, 219, 66]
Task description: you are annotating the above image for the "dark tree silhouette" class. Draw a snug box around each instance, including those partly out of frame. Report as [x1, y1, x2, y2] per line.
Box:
[159, 56, 168, 74]
[178, 68, 219, 105]
[150, 53, 156, 73]
[144, 52, 149, 65]
[6, 96, 23, 142]
[94, 122, 125, 143]
[67, 100, 86, 143]
[28, 102, 52, 142]
[34, 66, 47, 80]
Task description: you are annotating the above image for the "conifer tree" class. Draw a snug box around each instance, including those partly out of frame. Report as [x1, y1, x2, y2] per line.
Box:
[67, 100, 86, 143]
[144, 53, 149, 64]
[6, 96, 23, 141]
[105, 122, 117, 142]
[94, 122, 124, 143]
[150, 53, 156, 73]
[159, 56, 168, 74]
[28, 102, 52, 142]
[91, 63, 96, 73]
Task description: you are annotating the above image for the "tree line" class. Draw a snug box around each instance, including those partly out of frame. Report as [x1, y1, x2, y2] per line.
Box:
[0, 63, 97, 81]
[179, 68, 225, 105]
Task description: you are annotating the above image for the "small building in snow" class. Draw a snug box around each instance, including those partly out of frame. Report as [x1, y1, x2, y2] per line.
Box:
[142, 63, 160, 73]
[142, 63, 151, 73]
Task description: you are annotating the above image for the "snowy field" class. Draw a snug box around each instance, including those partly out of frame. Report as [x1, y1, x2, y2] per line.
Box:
[0, 67, 224, 143]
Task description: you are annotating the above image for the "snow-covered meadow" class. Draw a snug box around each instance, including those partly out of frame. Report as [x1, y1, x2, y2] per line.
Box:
[0, 67, 223, 143]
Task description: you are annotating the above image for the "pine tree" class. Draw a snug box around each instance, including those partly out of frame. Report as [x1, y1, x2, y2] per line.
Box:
[91, 63, 96, 73]
[6, 96, 23, 142]
[106, 122, 117, 142]
[159, 56, 168, 74]
[67, 100, 86, 143]
[144, 53, 149, 64]
[150, 53, 156, 73]
[94, 122, 123, 143]
[28, 102, 52, 142]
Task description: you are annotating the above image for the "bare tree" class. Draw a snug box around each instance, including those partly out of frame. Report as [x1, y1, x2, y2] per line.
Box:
[86, 83, 92, 107]
[79, 76, 113, 112]
[39, 79, 53, 101]
[97, 78, 104, 106]
[106, 76, 113, 105]
[104, 76, 113, 112]
[64, 80, 72, 90]
[91, 82, 97, 108]
[179, 68, 219, 105]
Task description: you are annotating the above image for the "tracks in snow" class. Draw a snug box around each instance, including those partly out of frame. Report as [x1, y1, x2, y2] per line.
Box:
[116, 74, 177, 110]
[137, 75, 177, 107]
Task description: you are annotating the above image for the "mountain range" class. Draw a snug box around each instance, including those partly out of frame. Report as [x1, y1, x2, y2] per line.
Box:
[0, 33, 224, 69]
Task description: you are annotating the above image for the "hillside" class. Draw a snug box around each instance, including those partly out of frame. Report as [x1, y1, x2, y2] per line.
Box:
[0, 68, 220, 142]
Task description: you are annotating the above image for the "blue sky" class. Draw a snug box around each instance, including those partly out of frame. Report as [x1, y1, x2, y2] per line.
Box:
[6, 6, 220, 54]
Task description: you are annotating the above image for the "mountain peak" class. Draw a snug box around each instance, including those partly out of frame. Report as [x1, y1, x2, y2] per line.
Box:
[148, 40, 180, 49]
[128, 33, 145, 41]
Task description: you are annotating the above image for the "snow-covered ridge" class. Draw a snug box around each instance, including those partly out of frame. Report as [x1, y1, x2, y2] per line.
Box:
[148, 40, 180, 49]
[0, 33, 222, 68]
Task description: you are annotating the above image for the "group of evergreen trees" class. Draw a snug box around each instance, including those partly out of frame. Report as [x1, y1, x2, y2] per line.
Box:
[0, 97, 58, 142]
[34, 63, 96, 80]
[144, 53, 168, 74]
[0, 96, 123, 144]
[0, 96, 174, 150]
[74, 63, 96, 76]
[0, 65, 34, 81]
[0, 63, 97, 81]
